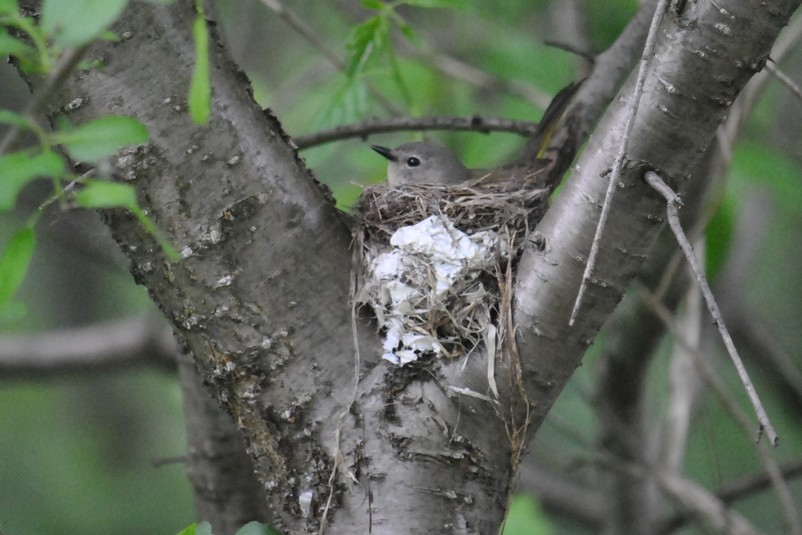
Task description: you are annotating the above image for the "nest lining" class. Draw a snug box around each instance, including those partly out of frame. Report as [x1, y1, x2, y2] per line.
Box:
[354, 176, 549, 365]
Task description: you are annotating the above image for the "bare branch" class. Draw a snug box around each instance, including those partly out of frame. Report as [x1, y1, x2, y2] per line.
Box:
[766, 61, 802, 103]
[0, 317, 176, 378]
[408, 49, 552, 108]
[657, 472, 763, 535]
[643, 170, 778, 446]
[635, 281, 802, 535]
[257, 0, 401, 115]
[569, 0, 671, 325]
[659, 461, 802, 534]
[293, 115, 538, 149]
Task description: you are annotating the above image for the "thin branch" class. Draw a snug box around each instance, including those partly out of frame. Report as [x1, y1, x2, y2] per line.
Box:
[659, 460, 802, 534]
[542, 39, 596, 63]
[569, 0, 671, 325]
[0, 317, 177, 377]
[660, 274, 704, 475]
[258, 0, 344, 70]
[765, 61, 802, 103]
[597, 453, 763, 535]
[0, 43, 91, 155]
[408, 49, 553, 108]
[643, 170, 778, 446]
[293, 115, 539, 149]
[656, 471, 763, 535]
[257, 0, 402, 115]
[636, 281, 801, 535]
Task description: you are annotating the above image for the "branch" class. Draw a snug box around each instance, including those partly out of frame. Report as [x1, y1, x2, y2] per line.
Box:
[0, 43, 90, 154]
[656, 472, 763, 535]
[177, 353, 270, 531]
[569, 0, 671, 325]
[513, 0, 801, 438]
[257, 0, 401, 115]
[658, 460, 802, 534]
[635, 281, 802, 535]
[293, 115, 538, 149]
[0, 317, 176, 378]
[643, 171, 778, 445]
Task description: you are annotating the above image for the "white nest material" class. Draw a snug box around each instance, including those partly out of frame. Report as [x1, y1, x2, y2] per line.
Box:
[354, 179, 549, 366]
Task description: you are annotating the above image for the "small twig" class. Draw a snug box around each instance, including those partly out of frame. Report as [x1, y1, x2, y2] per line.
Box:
[150, 455, 187, 468]
[636, 281, 800, 535]
[635, 282, 802, 535]
[0, 43, 91, 155]
[410, 49, 552, 108]
[258, 0, 401, 115]
[765, 61, 802, 104]
[543, 39, 596, 63]
[658, 460, 802, 534]
[596, 452, 762, 535]
[258, 0, 343, 70]
[657, 470, 762, 535]
[568, 0, 670, 326]
[293, 115, 539, 149]
[319, 250, 366, 535]
[643, 170, 778, 446]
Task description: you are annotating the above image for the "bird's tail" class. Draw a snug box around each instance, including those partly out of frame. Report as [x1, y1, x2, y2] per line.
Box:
[530, 80, 583, 158]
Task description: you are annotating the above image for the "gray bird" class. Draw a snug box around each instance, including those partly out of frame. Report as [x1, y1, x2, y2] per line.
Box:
[371, 80, 583, 188]
[371, 142, 472, 186]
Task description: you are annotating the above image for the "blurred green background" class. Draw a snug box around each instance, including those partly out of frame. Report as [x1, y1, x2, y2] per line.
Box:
[1, 0, 801, 533]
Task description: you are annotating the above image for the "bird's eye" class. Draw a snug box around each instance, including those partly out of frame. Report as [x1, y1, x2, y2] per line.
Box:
[406, 157, 421, 167]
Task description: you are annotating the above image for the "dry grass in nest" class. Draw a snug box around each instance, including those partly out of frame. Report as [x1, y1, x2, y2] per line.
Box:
[353, 175, 550, 365]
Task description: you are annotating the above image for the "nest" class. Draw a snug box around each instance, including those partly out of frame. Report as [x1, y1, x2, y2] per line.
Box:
[354, 174, 550, 366]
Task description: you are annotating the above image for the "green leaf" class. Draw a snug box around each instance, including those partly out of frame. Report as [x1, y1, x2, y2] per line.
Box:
[74, 180, 138, 210]
[345, 16, 387, 78]
[74, 180, 180, 261]
[132, 207, 180, 261]
[0, 109, 34, 129]
[0, 227, 35, 305]
[502, 494, 552, 535]
[0, 151, 65, 210]
[189, 9, 211, 125]
[175, 522, 212, 535]
[41, 0, 129, 47]
[361, 0, 384, 9]
[398, 21, 421, 45]
[235, 521, 282, 535]
[0, 29, 35, 60]
[57, 115, 148, 162]
[0, 0, 18, 15]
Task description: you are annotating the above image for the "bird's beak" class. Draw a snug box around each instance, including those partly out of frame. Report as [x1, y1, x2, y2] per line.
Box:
[371, 145, 397, 162]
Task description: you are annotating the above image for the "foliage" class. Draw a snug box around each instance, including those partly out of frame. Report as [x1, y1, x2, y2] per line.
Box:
[0, 0, 182, 323]
[177, 520, 281, 535]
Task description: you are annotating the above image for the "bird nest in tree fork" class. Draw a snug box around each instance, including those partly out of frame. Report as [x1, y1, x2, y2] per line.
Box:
[353, 174, 550, 367]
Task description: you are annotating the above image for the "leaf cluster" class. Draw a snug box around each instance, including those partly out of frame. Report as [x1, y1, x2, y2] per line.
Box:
[0, 0, 182, 323]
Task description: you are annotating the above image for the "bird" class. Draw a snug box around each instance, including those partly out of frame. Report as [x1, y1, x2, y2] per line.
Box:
[372, 81, 581, 187]
[370, 142, 472, 186]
